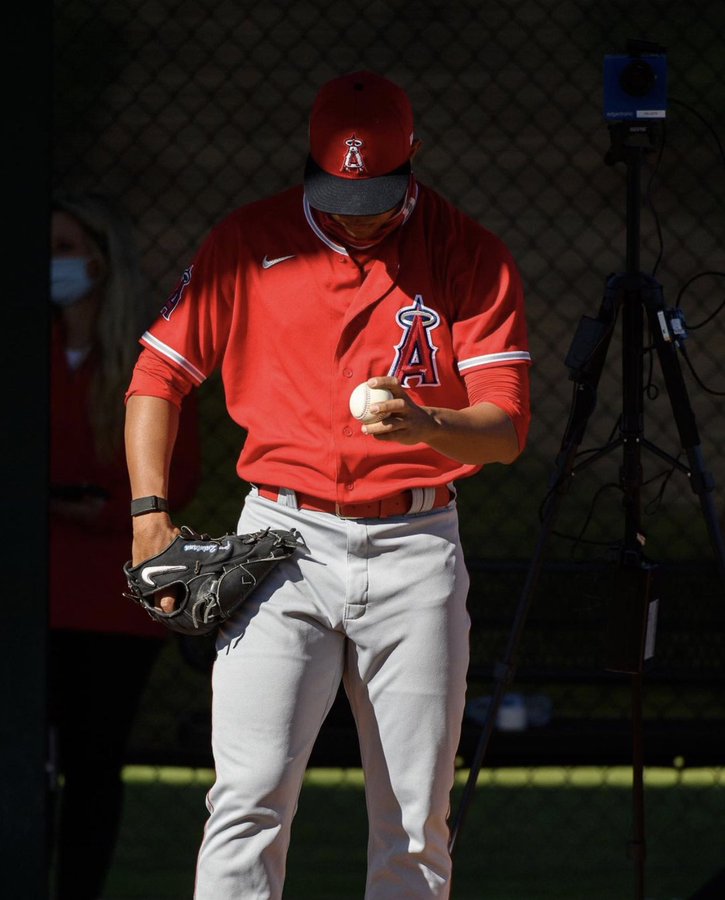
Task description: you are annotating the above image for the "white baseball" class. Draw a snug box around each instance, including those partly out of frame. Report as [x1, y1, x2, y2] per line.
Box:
[349, 383, 393, 424]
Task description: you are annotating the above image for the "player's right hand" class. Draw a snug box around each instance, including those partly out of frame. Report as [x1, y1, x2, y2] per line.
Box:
[131, 513, 181, 613]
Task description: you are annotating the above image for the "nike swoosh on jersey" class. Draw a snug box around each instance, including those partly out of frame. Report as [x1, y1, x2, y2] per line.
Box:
[261, 254, 295, 269]
[141, 565, 188, 586]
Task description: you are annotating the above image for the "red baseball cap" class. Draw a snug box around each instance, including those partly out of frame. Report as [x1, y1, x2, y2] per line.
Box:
[304, 71, 415, 216]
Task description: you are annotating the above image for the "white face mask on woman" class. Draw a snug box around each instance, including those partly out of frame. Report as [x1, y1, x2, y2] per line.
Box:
[50, 257, 95, 306]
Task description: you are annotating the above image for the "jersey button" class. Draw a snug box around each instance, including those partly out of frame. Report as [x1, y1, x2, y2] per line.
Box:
[343, 426, 353, 437]
[343, 368, 353, 378]
[346, 481, 355, 491]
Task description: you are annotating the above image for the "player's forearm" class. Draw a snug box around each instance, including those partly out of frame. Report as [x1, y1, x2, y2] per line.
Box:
[124, 394, 180, 502]
[420, 401, 521, 465]
[125, 395, 182, 568]
[362, 376, 523, 465]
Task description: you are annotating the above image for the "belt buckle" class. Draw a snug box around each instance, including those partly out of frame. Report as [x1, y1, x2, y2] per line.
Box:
[334, 500, 382, 519]
[336, 498, 404, 520]
[334, 501, 356, 519]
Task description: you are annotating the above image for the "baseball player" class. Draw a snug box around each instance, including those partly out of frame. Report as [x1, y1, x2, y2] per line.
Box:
[125, 71, 531, 899]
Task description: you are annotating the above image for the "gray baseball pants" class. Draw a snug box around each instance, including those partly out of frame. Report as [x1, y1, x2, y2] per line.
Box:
[194, 488, 471, 899]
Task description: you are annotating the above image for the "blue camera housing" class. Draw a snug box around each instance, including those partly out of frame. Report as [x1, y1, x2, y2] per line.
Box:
[603, 53, 667, 122]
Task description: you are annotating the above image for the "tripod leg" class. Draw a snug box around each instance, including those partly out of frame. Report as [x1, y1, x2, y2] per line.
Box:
[630, 672, 647, 900]
[643, 278, 725, 585]
[606, 562, 661, 900]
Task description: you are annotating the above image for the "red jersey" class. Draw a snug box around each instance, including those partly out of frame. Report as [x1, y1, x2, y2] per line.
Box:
[127, 182, 531, 504]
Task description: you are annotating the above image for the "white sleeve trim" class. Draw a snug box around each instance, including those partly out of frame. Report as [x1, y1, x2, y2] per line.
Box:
[457, 351, 531, 373]
[140, 332, 207, 384]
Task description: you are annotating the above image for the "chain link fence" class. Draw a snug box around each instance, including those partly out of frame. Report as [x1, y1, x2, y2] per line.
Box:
[53, 0, 724, 895]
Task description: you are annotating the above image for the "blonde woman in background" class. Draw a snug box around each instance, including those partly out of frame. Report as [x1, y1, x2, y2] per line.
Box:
[48, 193, 202, 900]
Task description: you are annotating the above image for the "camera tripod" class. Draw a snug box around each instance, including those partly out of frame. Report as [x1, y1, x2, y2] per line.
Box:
[449, 119, 725, 900]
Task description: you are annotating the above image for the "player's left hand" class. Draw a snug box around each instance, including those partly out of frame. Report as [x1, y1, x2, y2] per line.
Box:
[361, 376, 438, 446]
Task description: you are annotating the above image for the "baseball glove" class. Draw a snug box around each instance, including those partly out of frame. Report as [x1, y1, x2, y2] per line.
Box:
[123, 525, 301, 636]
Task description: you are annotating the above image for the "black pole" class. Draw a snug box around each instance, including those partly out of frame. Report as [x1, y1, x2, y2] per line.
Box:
[619, 132, 649, 900]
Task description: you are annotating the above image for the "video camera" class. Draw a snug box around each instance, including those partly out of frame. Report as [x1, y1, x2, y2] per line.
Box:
[603, 39, 667, 123]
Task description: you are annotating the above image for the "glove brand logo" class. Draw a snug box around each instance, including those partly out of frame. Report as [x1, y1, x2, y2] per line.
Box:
[261, 254, 295, 269]
[183, 540, 232, 553]
[141, 565, 188, 586]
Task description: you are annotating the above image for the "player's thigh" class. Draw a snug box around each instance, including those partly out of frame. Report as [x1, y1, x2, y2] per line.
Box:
[345, 509, 470, 777]
[359, 507, 470, 688]
[212, 584, 345, 790]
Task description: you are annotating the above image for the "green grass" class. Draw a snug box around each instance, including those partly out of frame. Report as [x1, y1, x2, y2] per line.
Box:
[102, 766, 724, 899]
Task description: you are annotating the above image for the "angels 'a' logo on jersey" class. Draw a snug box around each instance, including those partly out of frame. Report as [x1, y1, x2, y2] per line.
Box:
[161, 265, 193, 321]
[389, 295, 441, 387]
[341, 135, 365, 175]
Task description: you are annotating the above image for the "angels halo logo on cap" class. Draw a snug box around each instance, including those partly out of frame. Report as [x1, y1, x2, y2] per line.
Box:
[341, 134, 366, 175]
[304, 71, 415, 216]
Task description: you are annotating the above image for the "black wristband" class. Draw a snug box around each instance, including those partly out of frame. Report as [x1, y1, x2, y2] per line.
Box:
[131, 495, 169, 517]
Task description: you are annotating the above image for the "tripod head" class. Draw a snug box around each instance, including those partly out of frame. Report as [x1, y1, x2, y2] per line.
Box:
[601, 40, 667, 274]
[603, 39, 666, 166]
